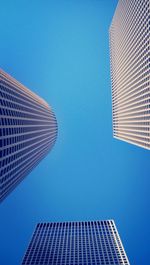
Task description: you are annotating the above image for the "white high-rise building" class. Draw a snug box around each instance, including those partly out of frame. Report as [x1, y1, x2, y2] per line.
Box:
[109, 0, 150, 149]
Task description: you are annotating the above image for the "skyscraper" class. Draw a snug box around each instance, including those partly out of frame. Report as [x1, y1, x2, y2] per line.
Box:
[0, 69, 57, 201]
[22, 220, 130, 265]
[109, 0, 150, 149]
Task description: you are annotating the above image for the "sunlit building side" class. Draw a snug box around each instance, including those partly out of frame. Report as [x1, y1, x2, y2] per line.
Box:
[110, 0, 150, 149]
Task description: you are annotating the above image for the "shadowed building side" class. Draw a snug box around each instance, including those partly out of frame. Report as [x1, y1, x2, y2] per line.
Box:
[22, 220, 130, 265]
[0, 69, 58, 202]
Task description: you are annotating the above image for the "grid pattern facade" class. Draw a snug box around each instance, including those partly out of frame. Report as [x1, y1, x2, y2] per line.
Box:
[22, 220, 130, 265]
[0, 69, 57, 201]
[109, 0, 150, 149]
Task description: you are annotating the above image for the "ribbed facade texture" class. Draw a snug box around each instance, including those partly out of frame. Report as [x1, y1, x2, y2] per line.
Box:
[0, 69, 57, 201]
[109, 0, 150, 149]
[22, 220, 130, 265]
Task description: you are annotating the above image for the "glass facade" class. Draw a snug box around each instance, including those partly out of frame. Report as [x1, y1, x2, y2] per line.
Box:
[109, 0, 150, 149]
[0, 69, 58, 201]
[22, 220, 130, 265]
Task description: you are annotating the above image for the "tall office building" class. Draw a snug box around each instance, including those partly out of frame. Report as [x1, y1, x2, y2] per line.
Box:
[0, 69, 57, 201]
[22, 220, 130, 265]
[109, 0, 150, 149]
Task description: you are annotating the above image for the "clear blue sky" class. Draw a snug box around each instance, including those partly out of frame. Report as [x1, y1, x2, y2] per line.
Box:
[0, 0, 150, 264]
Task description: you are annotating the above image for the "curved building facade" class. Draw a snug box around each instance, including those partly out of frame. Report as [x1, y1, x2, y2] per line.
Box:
[0, 69, 58, 201]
